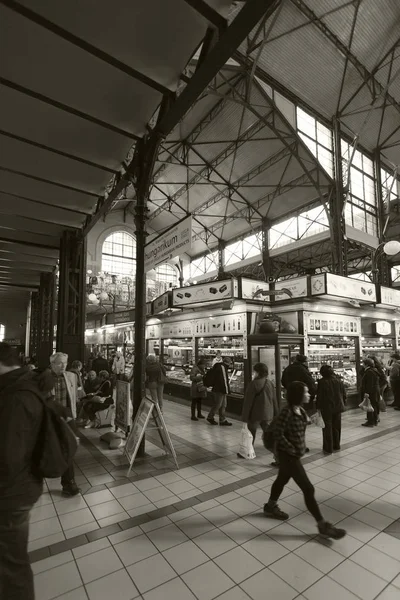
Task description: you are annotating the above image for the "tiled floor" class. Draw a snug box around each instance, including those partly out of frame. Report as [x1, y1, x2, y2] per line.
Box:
[30, 399, 400, 599]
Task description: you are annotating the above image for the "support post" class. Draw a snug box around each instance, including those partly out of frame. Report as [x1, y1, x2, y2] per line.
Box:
[374, 152, 391, 286]
[332, 118, 348, 276]
[217, 240, 226, 277]
[261, 218, 273, 281]
[29, 291, 39, 362]
[37, 272, 56, 368]
[25, 295, 32, 357]
[57, 231, 87, 363]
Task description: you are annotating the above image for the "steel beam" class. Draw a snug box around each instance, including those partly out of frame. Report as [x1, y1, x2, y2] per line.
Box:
[37, 272, 56, 368]
[183, 0, 227, 30]
[83, 0, 281, 235]
[57, 231, 87, 362]
[29, 291, 39, 360]
[330, 118, 348, 275]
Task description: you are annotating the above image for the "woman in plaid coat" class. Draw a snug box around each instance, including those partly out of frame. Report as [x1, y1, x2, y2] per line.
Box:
[263, 381, 346, 540]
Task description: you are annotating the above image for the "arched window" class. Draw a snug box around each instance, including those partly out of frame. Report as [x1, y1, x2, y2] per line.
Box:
[0, 324, 5, 342]
[102, 231, 136, 276]
[155, 263, 178, 286]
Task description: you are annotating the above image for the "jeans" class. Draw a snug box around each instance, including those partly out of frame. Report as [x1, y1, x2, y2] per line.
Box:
[208, 393, 227, 422]
[270, 451, 323, 522]
[322, 411, 341, 453]
[0, 506, 34, 600]
[147, 382, 164, 411]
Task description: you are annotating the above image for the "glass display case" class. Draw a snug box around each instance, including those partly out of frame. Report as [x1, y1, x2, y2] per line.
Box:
[197, 336, 245, 396]
[308, 336, 359, 394]
[162, 338, 194, 388]
[361, 338, 395, 371]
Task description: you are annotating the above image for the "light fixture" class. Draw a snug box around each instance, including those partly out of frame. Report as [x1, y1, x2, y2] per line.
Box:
[383, 240, 400, 256]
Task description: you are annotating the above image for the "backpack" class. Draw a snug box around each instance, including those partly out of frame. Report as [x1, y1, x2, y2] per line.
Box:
[203, 367, 215, 388]
[35, 397, 78, 478]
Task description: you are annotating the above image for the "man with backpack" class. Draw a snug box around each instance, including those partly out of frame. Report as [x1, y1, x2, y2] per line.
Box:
[0, 343, 52, 599]
[205, 356, 233, 426]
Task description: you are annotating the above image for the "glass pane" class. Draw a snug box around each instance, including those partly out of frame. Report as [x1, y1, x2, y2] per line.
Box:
[299, 132, 317, 156]
[317, 122, 333, 150]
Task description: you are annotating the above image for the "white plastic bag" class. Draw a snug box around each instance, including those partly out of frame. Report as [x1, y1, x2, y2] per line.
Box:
[310, 411, 325, 428]
[359, 394, 374, 412]
[238, 424, 256, 459]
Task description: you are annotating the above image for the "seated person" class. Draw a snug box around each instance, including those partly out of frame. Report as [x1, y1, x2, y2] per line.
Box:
[77, 370, 113, 428]
[84, 370, 99, 394]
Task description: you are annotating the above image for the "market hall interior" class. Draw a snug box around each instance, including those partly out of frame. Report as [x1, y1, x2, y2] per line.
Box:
[0, 0, 400, 599]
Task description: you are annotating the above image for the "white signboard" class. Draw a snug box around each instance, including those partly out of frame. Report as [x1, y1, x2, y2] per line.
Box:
[172, 279, 237, 306]
[305, 312, 361, 335]
[193, 313, 246, 337]
[144, 216, 192, 272]
[274, 276, 308, 299]
[240, 278, 270, 300]
[380, 287, 400, 308]
[311, 273, 376, 302]
[375, 321, 392, 336]
[161, 320, 193, 338]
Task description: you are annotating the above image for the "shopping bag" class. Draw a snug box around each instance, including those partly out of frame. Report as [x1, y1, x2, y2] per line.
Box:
[238, 424, 256, 459]
[379, 396, 386, 413]
[310, 411, 325, 428]
[359, 394, 374, 412]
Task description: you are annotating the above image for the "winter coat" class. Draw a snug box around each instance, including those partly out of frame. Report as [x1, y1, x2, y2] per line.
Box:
[92, 357, 109, 375]
[0, 367, 53, 511]
[316, 376, 346, 417]
[390, 360, 400, 385]
[211, 362, 230, 395]
[146, 362, 166, 385]
[281, 362, 317, 399]
[360, 367, 380, 404]
[190, 365, 207, 399]
[113, 356, 126, 375]
[242, 376, 278, 423]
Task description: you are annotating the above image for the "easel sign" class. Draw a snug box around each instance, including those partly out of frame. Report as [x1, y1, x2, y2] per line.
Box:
[124, 397, 179, 475]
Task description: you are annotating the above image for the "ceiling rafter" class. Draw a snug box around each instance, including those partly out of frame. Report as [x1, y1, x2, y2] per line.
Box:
[1, 0, 170, 95]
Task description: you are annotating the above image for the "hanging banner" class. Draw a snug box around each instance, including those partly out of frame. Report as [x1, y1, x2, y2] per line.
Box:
[144, 216, 192, 272]
[311, 273, 376, 303]
[172, 279, 237, 306]
[274, 276, 308, 299]
[380, 287, 400, 308]
[240, 278, 270, 300]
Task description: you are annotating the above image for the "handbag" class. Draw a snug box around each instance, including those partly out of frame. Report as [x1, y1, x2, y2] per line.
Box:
[238, 424, 256, 459]
[311, 411, 325, 428]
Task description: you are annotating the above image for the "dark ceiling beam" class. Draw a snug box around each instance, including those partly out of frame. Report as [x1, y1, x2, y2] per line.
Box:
[0, 262, 53, 272]
[0, 77, 139, 141]
[0, 166, 99, 199]
[1, 0, 169, 95]
[0, 252, 56, 266]
[83, 0, 281, 236]
[0, 189, 91, 217]
[0, 231, 60, 249]
[183, 0, 227, 30]
[0, 207, 77, 232]
[0, 282, 38, 290]
[0, 130, 118, 175]
[289, 0, 400, 118]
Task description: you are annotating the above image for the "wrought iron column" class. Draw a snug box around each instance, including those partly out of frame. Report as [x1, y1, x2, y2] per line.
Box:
[331, 118, 348, 276]
[57, 231, 87, 362]
[29, 291, 39, 361]
[217, 240, 226, 277]
[261, 217, 273, 281]
[374, 152, 391, 285]
[37, 273, 56, 368]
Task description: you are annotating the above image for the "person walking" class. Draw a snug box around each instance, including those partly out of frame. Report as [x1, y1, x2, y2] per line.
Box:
[92, 352, 109, 376]
[112, 351, 126, 380]
[316, 365, 346, 454]
[145, 355, 166, 412]
[360, 357, 380, 426]
[242, 362, 279, 443]
[389, 353, 400, 410]
[190, 358, 207, 421]
[263, 381, 346, 540]
[0, 343, 53, 600]
[49, 353, 80, 496]
[281, 354, 316, 410]
[206, 356, 232, 426]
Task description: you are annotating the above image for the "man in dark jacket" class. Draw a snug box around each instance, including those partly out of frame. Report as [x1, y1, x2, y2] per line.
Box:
[207, 356, 232, 426]
[91, 352, 109, 375]
[360, 357, 380, 427]
[0, 343, 50, 600]
[281, 355, 317, 409]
